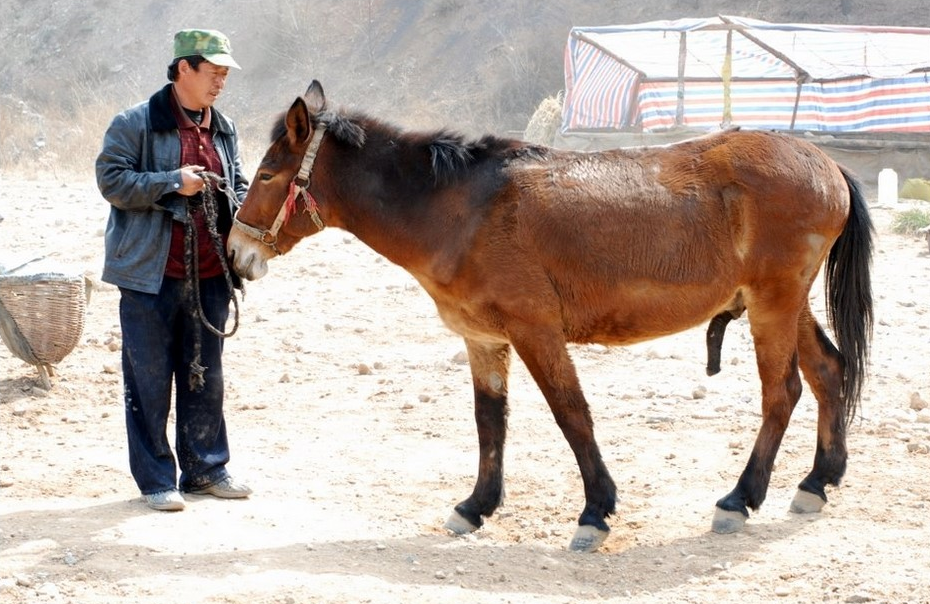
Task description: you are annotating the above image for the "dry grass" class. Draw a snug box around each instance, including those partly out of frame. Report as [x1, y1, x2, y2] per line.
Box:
[523, 93, 563, 145]
[1, 83, 129, 180]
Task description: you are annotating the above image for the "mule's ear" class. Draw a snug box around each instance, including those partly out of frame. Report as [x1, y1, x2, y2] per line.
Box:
[285, 97, 312, 145]
[304, 80, 326, 113]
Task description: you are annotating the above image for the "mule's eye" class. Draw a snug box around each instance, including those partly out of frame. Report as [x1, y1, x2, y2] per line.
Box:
[259, 172, 274, 182]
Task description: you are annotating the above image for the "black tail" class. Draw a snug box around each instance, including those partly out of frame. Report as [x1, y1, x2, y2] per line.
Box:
[825, 167, 874, 426]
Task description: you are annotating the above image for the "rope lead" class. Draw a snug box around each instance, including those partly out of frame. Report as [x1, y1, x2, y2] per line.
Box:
[183, 171, 242, 392]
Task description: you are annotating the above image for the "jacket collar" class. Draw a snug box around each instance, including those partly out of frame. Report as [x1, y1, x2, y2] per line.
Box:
[149, 83, 234, 135]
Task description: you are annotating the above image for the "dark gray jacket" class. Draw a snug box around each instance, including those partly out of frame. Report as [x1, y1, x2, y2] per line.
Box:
[95, 84, 249, 294]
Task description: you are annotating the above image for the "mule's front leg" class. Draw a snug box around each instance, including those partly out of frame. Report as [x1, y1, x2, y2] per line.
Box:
[512, 335, 617, 552]
[445, 341, 511, 535]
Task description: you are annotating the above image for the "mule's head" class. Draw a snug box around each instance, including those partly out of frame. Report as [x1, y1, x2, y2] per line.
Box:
[228, 80, 328, 280]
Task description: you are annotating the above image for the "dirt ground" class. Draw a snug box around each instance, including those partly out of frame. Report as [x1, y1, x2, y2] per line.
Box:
[1, 175, 929, 604]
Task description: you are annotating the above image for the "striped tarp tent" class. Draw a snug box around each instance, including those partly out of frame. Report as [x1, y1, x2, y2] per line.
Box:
[562, 16, 930, 133]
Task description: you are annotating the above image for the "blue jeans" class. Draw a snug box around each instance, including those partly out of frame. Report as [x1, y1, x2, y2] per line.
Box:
[119, 276, 232, 494]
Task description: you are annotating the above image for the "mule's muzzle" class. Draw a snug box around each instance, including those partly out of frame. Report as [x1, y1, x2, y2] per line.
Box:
[227, 231, 271, 281]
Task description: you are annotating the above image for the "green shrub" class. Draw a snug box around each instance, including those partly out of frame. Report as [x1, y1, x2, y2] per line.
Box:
[891, 208, 930, 235]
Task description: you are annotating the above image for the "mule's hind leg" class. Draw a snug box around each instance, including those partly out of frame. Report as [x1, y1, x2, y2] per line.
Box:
[445, 339, 511, 535]
[791, 306, 847, 513]
[713, 313, 803, 533]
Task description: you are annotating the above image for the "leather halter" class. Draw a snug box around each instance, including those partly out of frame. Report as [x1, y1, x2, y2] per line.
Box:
[232, 124, 326, 255]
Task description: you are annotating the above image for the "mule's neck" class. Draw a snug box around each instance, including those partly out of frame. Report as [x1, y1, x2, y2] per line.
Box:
[322, 159, 481, 285]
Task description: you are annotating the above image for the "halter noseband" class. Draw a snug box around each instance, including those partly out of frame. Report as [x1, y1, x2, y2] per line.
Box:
[232, 124, 326, 255]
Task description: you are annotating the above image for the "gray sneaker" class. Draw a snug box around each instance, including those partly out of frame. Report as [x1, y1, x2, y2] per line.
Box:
[143, 489, 185, 511]
[188, 476, 252, 499]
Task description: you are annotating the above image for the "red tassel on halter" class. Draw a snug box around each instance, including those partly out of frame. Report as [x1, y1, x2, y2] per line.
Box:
[284, 180, 300, 223]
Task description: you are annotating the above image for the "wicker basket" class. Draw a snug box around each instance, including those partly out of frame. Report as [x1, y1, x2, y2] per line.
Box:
[0, 272, 87, 388]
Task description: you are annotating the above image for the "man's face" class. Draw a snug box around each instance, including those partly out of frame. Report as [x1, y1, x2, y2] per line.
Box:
[176, 59, 230, 110]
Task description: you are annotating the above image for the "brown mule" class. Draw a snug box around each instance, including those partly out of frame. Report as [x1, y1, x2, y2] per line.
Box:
[228, 81, 873, 552]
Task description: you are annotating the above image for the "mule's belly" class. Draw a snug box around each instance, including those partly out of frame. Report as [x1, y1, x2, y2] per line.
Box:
[427, 273, 741, 348]
[563, 282, 741, 346]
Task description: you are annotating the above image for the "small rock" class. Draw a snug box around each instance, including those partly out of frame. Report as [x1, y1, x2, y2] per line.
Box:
[910, 392, 929, 411]
[845, 595, 874, 604]
[279, 373, 291, 383]
[878, 419, 901, 431]
[774, 585, 791, 597]
[916, 409, 930, 424]
[14, 574, 33, 588]
[889, 408, 913, 423]
[451, 350, 469, 365]
[692, 385, 707, 400]
[357, 363, 372, 375]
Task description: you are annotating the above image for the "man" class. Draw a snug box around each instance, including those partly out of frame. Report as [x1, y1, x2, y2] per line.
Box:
[96, 29, 251, 511]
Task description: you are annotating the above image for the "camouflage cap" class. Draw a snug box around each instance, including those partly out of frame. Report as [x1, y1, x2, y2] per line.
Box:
[173, 29, 240, 69]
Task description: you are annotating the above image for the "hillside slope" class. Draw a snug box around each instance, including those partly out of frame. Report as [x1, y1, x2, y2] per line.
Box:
[1, 0, 926, 173]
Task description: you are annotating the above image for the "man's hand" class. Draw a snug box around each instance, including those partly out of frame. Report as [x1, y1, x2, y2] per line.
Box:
[179, 164, 207, 196]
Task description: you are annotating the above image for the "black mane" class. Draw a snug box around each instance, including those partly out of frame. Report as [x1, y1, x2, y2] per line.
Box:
[269, 107, 549, 185]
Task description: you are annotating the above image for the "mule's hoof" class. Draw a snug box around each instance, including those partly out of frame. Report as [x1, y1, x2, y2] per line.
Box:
[789, 489, 826, 514]
[711, 508, 747, 534]
[569, 525, 608, 552]
[444, 510, 479, 535]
